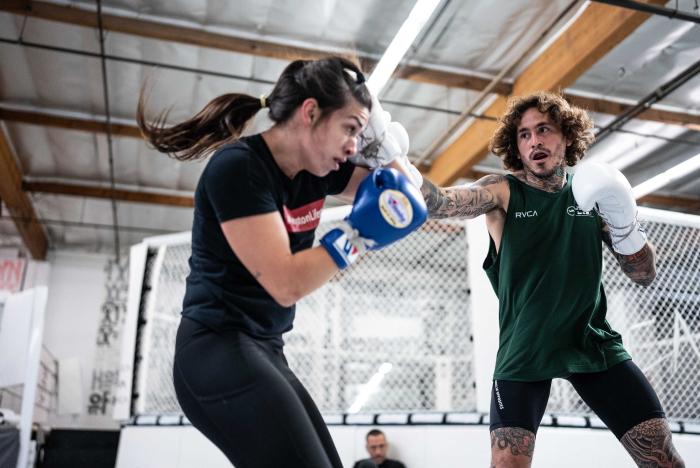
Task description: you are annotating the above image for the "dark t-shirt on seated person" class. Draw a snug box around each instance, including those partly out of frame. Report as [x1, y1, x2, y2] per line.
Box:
[353, 459, 406, 468]
[181, 134, 354, 340]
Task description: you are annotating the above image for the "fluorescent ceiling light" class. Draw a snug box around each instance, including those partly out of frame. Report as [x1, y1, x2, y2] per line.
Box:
[632, 153, 700, 199]
[366, 0, 442, 95]
[347, 362, 393, 414]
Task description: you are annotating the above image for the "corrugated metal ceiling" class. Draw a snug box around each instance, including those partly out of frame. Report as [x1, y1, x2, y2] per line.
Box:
[0, 0, 699, 256]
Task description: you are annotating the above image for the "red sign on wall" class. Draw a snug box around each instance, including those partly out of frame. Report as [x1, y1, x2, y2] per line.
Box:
[0, 258, 27, 293]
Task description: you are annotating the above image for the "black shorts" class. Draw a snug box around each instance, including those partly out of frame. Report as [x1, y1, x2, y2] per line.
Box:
[489, 360, 665, 439]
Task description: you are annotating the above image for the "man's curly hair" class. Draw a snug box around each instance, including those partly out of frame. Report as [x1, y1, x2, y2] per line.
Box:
[489, 92, 594, 171]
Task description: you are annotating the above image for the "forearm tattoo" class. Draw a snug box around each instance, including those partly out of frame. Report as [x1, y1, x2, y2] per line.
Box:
[621, 418, 685, 467]
[602, 228, 657, 286]
[420, 175, 503, 219]
[490, 427, 535, 459]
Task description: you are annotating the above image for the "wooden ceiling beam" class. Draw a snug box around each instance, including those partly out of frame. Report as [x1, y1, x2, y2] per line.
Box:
[638, 193, 700, 214]
[4, 99, 699, 143]
[23, 181, 194, 207]
[426, 0, 667, 186]
[22, 175, 700, 215]
[0, 127, 48, 259]
[386, 63, 509, 94]
[0, 107, 141, 138]
[564, 94, 700, 129]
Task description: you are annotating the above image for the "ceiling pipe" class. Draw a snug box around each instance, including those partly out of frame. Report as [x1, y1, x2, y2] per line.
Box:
[0, 215, 176, 235]
[96, 0, 121, 262]
[592, 58, 700, 146]
[591, 0, 700, 24]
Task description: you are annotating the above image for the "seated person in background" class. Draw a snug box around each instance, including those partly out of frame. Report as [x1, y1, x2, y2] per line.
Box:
[353, 429, 406, 468]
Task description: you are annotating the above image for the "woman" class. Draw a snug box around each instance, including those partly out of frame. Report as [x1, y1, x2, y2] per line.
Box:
[137, 56, 424, 468]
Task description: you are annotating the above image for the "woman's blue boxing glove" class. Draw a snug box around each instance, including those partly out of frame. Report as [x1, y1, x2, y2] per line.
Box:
[320, 168, 428, 269]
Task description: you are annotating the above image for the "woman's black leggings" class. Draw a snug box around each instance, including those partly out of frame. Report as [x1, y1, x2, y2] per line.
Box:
[173, 316, 342, 468]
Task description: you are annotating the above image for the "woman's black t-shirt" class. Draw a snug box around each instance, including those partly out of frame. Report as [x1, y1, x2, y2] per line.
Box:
[181, 134, 354, 339]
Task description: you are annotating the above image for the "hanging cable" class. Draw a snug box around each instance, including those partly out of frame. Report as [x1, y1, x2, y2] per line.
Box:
[0, 215, 175, 235]
[96, 0, 121, 262]
[592, 59, 700, 146]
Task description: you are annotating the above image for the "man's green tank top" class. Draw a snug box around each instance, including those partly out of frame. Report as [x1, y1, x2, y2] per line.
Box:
[483, 174, 630, 381]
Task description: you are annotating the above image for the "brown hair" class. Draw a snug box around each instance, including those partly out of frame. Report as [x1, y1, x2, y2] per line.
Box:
[137, 56, 371, 161]
[489, 92, 594, 170]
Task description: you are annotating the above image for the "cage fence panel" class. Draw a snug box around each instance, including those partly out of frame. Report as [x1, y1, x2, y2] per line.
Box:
[291, 218, 474, 414]
[133, 243, 190, 416]
[129, 211, 699, 424]
[546, 216, 700, 421]
[130, 219, 474, 416]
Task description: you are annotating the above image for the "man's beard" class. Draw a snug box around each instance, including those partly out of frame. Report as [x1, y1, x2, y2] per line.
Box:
[532, 164, 564, 179]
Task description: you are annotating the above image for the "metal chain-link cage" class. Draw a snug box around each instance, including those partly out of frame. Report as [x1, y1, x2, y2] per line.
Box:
[130, 219, 474, 416]
[132, 243, 189, 415]
[290, 219, 473, 414]
[546, 216, 700, 421]
[130, 210, 699, 423]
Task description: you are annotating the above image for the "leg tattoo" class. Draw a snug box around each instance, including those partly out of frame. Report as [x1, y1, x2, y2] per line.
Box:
[491, 427, 535, 462]
[621, 418, 685, 467]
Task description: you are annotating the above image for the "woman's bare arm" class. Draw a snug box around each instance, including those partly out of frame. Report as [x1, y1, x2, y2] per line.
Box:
[221, 212, 338, 307]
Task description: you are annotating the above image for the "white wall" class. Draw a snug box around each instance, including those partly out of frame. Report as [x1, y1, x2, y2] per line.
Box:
[116, 424, 700, 468]
[43, 250, 119, 429]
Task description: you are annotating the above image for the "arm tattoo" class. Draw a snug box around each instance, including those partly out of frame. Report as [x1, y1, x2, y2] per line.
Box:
[490, 427, 535, 459]
[420, 175, 504, 219]
[602, 226, 657, 287]
[621, 418, 685, 467]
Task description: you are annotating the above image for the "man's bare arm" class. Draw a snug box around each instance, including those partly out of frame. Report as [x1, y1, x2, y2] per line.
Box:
[601, 223, 657, 287]
[420, 175, 506, 219]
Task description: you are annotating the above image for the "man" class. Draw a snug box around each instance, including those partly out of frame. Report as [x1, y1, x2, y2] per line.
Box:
[419, 92, 685, 467]
[353, 429, 406, 468]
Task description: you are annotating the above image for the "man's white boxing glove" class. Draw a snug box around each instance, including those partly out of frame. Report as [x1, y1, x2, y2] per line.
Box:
[394, 155, 423, 188]
[349, 94, 423, 188]
[572, 160, 646, 255]
[386, 120, 423, 188]
[350, 93, 403, 168]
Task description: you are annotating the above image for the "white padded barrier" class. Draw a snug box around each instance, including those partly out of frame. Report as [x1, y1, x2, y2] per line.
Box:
[116, 422, 700, 468]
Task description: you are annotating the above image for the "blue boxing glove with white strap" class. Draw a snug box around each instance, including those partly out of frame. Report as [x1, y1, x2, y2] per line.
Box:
[320, 168, 428, 269]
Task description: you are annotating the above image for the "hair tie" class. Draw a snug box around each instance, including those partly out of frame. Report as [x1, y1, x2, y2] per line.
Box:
[343, 67, 366, 85]
[260, 95, 267, 108]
